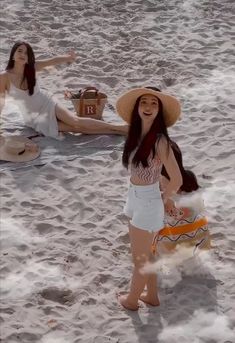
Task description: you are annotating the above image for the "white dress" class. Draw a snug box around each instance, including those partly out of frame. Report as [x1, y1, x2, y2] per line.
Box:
[8, 81, 59, 138]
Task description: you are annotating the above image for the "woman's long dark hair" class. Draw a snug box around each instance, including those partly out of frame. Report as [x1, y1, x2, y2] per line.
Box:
[122, 87, 171, 168]
[161, 140, 200, 192]
[6, 41, 36, 95]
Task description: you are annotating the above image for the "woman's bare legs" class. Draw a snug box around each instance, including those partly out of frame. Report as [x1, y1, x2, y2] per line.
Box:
[118, 225, 159, 311]
[55, 104, 128, 135]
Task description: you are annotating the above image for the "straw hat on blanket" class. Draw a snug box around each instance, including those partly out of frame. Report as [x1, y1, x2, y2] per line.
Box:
[0, 135, 40, 162]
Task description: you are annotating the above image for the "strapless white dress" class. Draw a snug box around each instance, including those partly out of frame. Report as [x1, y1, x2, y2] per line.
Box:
[8, 81, 59, 138]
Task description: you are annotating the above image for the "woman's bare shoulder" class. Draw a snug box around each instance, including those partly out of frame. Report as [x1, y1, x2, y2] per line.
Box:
[1, 71, 11, 90]
[0, 71, 10, 91]
[0, 71, 10, 82]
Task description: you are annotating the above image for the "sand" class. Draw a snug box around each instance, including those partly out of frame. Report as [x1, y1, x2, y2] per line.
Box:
[0, 0, 234, 342]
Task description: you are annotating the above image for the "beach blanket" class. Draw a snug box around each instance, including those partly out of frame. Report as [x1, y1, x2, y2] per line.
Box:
[0, 109, 124, 171]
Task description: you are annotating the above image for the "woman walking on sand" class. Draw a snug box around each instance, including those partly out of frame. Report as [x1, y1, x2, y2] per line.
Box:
[116, 86, 182, 310]
[0, 41, 128, 138]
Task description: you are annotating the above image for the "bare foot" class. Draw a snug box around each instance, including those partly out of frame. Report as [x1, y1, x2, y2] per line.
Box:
[139, 293, 160, 307]
[118, 294, 139, 311]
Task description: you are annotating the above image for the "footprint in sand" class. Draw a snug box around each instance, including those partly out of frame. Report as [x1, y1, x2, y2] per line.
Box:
[40, 287, 75, 305]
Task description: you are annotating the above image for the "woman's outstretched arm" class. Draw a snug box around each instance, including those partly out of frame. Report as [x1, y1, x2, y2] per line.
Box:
[35, 51, 76, 71]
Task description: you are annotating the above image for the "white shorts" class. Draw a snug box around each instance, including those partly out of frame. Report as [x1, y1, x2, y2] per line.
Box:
[124, 182, 164, 232]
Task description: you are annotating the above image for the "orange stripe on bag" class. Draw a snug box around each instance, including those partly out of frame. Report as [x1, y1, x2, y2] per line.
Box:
[151, 217, 208, 255]
[159, 217, 208, 236]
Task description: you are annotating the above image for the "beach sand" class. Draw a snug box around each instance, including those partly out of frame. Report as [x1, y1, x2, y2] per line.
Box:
[0, 0, 234, 342]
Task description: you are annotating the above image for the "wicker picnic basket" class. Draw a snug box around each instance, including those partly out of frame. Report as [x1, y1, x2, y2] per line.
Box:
[65, 87, 107, 120]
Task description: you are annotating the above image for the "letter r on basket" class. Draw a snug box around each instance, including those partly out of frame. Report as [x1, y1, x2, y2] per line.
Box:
[85, 105, 96, 115]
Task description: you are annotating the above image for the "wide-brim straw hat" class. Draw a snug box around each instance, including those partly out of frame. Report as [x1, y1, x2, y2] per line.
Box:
[116, 87, 181, 127]
[0, 135, 40, 162]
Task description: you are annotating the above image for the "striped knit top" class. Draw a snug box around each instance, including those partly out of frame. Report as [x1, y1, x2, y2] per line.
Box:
[130, 150, 162, 184]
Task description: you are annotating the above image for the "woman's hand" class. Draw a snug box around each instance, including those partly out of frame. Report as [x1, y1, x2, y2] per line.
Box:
[64, 90, 72, 99]
[66, 50, 76, 63]
[164, 198, 187, 219]
[163, 198, 176, 214]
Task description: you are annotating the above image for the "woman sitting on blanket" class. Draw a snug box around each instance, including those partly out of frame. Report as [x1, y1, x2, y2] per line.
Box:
[0, 41, 128, 139]
[152, 140, 211, 255]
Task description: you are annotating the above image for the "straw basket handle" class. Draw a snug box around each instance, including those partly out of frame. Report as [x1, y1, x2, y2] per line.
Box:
[81, 86, 98, 93]
[79, 87, 102, 114]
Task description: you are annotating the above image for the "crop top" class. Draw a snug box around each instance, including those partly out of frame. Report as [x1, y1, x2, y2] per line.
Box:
[130, 150, 162, 184]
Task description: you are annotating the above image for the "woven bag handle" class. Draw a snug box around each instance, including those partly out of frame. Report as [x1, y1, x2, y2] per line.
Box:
[80, 87, 102, 99]
[81, 86, 98, 93]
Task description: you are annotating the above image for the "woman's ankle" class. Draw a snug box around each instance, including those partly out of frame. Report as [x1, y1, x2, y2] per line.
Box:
[139, 293, 160, 306]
